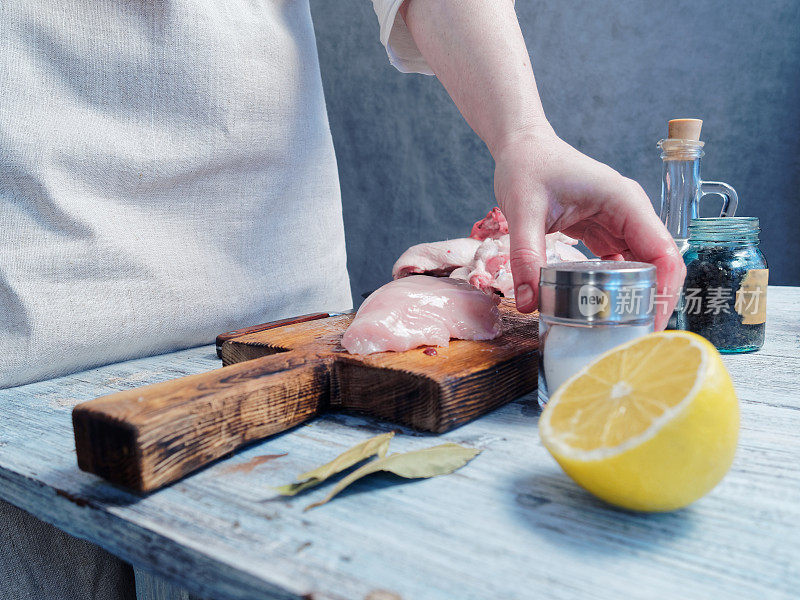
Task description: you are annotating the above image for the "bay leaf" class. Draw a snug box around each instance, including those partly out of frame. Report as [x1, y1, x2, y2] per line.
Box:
[273, 432, 394, 496]
[305, 443, 480, 510]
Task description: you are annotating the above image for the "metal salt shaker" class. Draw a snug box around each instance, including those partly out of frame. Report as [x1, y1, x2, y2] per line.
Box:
[538, 261, 657, 406]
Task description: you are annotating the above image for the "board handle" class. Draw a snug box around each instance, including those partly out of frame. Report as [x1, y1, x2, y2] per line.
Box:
[73, 352, 332, 492]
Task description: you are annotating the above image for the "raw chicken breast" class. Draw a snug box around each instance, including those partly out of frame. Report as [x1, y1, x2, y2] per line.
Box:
[392, 238, 482, 279]
[456, 236, 514, 296]
[451, 233, 585, 298]
[341, 275, 502, 355]
[392, 207, 588, 298]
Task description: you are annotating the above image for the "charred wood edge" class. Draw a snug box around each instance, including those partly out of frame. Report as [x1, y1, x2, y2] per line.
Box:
[73, 409, 144, 491]
[220, 340, 290, 367]
[330, 357, 443, 431]
[72, 353, 331, 492]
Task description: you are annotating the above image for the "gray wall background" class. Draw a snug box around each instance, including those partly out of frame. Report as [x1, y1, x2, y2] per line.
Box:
[309, 0, 800, 300]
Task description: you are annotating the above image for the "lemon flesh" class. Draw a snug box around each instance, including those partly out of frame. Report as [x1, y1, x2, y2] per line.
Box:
[539, 331, 739, 512]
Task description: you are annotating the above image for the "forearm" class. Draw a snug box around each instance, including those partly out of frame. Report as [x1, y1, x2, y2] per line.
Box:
[399, 0, 683, 321]
[400, 0, 549, 156]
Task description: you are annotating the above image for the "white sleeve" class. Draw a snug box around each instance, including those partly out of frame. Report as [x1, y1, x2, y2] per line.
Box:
[371, 0, 434, 76]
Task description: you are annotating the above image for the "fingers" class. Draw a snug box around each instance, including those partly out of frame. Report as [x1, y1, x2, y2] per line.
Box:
[579, 222, 628, 258]
[618, 181, 686, 330]
[504, 200, 548, 313]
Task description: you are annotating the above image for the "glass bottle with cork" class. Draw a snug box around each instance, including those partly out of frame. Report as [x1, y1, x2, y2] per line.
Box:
[658, 118, 738, 330]
[658, 118, 768, 352]
[658, 118, 738, 255]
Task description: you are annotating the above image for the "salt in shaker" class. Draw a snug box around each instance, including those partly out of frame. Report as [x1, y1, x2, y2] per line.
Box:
[538, 261, 657, 406]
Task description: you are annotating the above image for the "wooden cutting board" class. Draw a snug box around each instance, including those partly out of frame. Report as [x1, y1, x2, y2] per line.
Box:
[73, 299, 539, 492]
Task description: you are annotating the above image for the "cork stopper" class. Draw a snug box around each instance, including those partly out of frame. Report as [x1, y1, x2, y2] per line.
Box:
[668, 118, 703, 141]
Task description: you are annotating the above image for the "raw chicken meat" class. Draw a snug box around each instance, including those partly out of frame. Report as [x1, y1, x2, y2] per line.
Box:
[470, 207, 508, 240]
[392, 238, 482, 279]
[341, 275, 502, 355]
[545, 232, 589, 263]
[451, 236, 514, 297]
[544, 231, 589, 264]
[392, 208, 587, 297]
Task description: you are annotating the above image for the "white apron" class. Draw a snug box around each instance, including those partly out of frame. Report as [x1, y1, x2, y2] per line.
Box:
[1, 1, 429, 597]
[0, 0, 423, 388]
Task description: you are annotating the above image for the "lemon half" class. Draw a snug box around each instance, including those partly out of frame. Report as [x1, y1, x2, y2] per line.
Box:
[539, 331, 739, 511]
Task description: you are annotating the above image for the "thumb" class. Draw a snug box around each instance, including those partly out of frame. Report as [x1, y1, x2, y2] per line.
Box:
[505, 205, 548, 313]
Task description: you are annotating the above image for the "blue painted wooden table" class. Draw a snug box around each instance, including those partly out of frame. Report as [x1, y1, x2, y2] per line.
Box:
[1, 287, 799, 600]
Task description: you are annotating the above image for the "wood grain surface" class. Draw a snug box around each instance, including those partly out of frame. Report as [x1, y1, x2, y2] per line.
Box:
[215, 313, 331, 358]
[222, 298, 539, 432]
[1, 287, 797, 600]
[73, 299, 538, 492]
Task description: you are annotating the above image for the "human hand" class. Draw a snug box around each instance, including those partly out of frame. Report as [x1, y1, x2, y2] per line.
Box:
[492, 126, 685, 330]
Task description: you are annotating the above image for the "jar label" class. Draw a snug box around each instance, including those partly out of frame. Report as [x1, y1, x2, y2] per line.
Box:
[735, 269, 768, 325]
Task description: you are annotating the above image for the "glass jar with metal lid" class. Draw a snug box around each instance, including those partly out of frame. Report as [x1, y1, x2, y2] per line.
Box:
[677, 217, 767, 353]
[538, 261, 657, 406]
